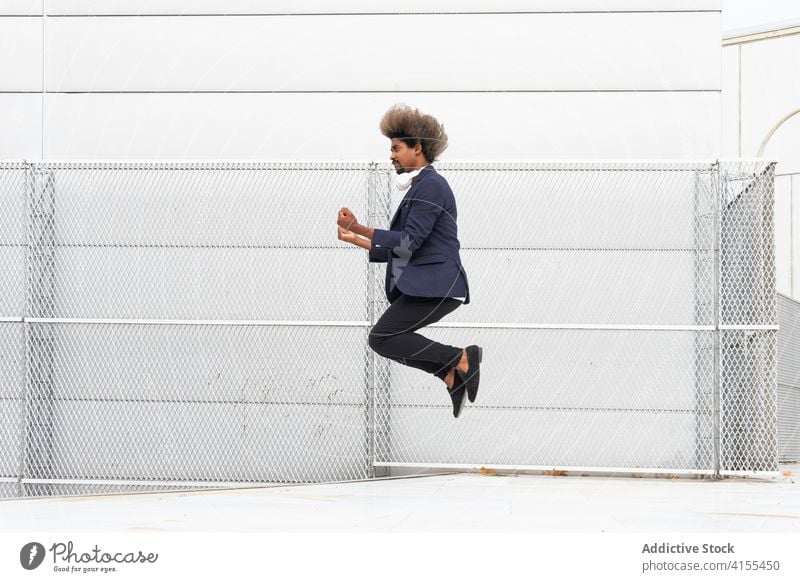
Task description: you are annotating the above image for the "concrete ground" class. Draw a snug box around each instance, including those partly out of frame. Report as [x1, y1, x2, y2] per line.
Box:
[1, 464, 799, 533]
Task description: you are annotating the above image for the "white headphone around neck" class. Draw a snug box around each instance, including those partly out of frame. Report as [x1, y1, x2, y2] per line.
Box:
[394, 165, 429, 191]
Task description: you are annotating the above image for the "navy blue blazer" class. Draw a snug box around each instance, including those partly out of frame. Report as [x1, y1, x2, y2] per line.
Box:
[369, 165, 470, 304]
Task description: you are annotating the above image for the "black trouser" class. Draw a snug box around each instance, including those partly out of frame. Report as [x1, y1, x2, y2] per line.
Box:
[368, 293, 464, 381]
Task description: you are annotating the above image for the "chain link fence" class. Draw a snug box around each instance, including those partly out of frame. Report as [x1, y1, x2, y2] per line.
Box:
[718, 162, 779, 474]
[0, 160, 780, 498]
[777, 293, 800, 462]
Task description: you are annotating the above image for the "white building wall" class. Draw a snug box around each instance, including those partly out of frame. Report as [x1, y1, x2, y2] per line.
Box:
[723, 23, 800, 297]
[0, 0, 721, 160]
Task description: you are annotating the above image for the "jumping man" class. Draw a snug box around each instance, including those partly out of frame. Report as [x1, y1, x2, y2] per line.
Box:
[336, 103, 482, 417]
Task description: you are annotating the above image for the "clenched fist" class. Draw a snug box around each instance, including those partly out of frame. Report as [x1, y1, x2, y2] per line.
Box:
[337, 208, 358, 230]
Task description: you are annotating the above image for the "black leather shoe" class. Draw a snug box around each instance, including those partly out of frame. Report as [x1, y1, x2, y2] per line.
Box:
[457, 345, 482, 403]
[447, 371, 467, 418]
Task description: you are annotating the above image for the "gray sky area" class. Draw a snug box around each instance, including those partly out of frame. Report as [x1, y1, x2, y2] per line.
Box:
[722, 0, 800, 33]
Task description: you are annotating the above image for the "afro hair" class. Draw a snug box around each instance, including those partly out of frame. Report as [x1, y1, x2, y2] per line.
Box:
[379, 103, 449, 163]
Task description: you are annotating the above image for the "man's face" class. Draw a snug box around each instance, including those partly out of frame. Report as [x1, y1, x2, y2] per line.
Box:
[389, 138, 423, 174]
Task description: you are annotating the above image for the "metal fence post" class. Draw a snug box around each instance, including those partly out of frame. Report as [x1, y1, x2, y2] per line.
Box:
[692, 166, 715, 473]
[370, 164, 392, 478]
[712, 161, 722, 479]
[21, 163, 58, 496]
[365, 161, 377, 478]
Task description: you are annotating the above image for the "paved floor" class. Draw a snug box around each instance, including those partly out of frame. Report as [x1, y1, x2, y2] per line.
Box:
[2, 465, 799, 533]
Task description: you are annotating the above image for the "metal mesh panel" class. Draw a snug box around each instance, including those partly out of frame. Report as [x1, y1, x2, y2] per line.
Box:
[372, 161, 721, 474]
[0, 323, 25, 494]
[381, 162, 716, 326]
[0, 160, 780, 498]
[375, 328, 715, 470]
[13, 162, 373, 497]
[720, 330, 778, 472]
[0, 162, 26, 317]
[0, 162, 26, 496]
[718, 161, 779, 474]
[21, 323, 369, 487]
[775, 295, 800, 462]
[37, 162, 370, 320]
[719, 162, 777, 326]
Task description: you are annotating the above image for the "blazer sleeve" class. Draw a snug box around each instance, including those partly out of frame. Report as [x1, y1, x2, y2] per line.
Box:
[371, 180, 445, 256]
[368, 243, 389, 263]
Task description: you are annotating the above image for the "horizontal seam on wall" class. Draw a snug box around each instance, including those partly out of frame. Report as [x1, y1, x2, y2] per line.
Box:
[0, 11, 723, 18]
[0, 89, 723, 94]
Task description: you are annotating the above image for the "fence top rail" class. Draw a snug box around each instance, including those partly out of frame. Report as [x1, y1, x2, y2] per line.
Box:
[4, 160, 376, 170]
[0, 157, 774, 166]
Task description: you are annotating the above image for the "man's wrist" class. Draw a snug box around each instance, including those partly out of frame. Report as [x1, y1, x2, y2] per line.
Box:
[350, 223, 374, 240]
[353, 235, 371, 251]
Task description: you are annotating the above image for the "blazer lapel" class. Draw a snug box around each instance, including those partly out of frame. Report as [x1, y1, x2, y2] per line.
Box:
[388, 166, 433, 225]
[389, 191, 410, 225]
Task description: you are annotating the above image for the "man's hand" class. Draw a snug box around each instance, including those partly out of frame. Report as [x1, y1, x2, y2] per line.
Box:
[337, 208, 358, 230]
[337, 207, 374, 242]
[338, 226, 372, 250]
[337, 226, 360, 245]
